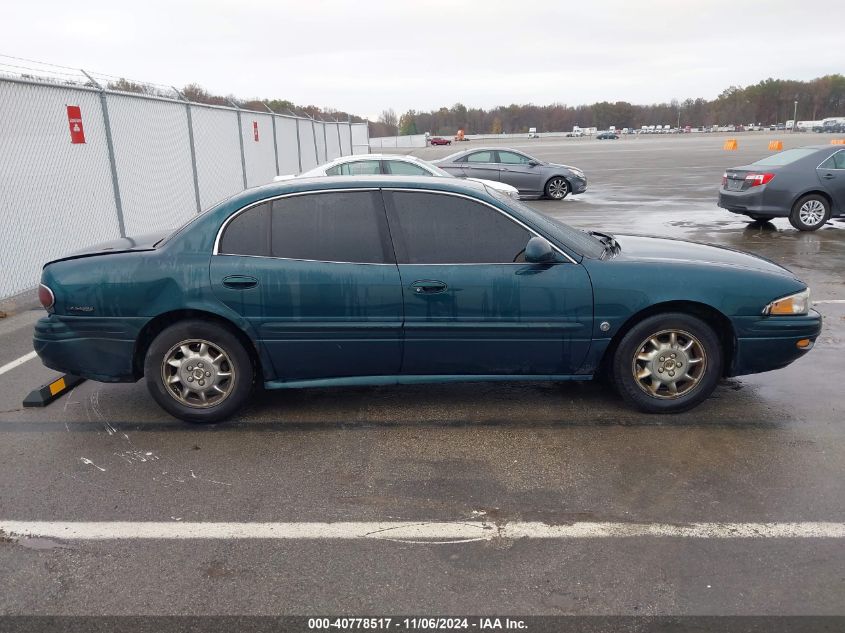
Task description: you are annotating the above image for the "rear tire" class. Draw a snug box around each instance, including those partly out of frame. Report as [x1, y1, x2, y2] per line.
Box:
[144, 320, 254, 423]
[611, 313, 722, 413]
[789, 194, 830, 231]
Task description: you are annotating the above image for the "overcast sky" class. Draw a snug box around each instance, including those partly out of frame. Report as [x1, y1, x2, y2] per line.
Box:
[4, 0, 839, 119]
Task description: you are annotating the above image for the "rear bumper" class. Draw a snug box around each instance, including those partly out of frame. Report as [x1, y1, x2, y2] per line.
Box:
[729, 310, 822, 376]
[33, 315, 145, 382]
[717, 187, 788, 217]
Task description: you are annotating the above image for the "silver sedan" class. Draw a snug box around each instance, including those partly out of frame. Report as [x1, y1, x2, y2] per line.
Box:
[274, 154, 520, 198]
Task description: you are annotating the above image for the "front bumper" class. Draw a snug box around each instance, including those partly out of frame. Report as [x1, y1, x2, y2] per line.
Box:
[729, 310, 822, 376]
[569, 176, 587, 194]
[33, 315, 145, 382]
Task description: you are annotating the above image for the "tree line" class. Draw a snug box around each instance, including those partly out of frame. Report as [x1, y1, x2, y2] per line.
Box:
[376, 75, 845, 136]
[103, 74, 845, 137]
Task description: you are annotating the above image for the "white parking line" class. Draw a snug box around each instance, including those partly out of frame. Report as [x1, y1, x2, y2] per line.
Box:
[0, 351, 37, 377]
[2, 521, 845, 542]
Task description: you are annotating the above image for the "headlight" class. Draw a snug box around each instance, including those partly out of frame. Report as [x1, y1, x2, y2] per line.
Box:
[763, 289, 810, 315]
[570, 169, 585, 179]
[508, 190, 520, 199]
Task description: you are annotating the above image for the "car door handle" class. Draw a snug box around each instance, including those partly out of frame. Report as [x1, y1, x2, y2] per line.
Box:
[822, 173, 835, 179]
[222, 275, 259, 289]
[410, 280, 447, 295]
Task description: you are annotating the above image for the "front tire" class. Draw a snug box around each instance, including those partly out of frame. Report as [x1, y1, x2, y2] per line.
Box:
[144, 320, 254, 423]
[789, 194, 830, 231]
[611, 313, 722, 413]
[545, 176, 570, 200]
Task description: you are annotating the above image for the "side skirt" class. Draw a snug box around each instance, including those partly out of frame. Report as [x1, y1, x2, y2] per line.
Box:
[264, 374, 593, 390]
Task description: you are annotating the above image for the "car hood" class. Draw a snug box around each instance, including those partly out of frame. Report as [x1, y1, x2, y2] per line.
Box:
[547, 162, 581, 172]
[46, 230, 170, 265]
[613, 234, 796, 277]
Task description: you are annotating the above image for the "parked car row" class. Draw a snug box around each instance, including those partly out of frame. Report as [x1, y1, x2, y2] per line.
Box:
[272, 154, 520, 199]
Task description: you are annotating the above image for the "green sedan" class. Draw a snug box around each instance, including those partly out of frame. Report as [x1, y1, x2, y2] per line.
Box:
[34, 176, 821, 422]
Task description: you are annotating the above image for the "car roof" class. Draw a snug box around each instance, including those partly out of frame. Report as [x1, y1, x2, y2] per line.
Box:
[246, 175, 489, 201]
[322, 154, 427, 165]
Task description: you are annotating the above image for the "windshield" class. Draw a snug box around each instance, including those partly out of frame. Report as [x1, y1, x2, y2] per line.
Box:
[485, 188, 605, 259]
[752, 148, 818, 166]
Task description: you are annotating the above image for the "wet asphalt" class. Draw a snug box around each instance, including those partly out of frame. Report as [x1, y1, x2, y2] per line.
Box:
[0, 132, 843, 616]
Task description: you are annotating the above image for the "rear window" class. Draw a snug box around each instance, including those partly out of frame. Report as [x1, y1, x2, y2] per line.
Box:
[752, 149, 818, 166]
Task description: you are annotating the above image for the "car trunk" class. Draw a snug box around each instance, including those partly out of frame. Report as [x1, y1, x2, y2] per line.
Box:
[44, 230, 170, 266]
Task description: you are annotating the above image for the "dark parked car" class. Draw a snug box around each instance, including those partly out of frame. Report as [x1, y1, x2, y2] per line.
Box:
[718, 146, 845, 230]
[429, 137, 451, 146]
[434, 148, 586, 199]
[596, 132, 619, 140]
[35, 177, 820, 422]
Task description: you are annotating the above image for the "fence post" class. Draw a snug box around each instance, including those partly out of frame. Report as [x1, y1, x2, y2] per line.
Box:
[335, 119, 343, 157]
[289, 111, 303, 173]
[81, 70, 126, 238]
[321, 119, 328, 162]
[310, 117, 319, 165]
[347, 116, 354, 155]
[264, 103, 280, 176]
[174, 87, 202, 214]
[229, 99, 248, 189]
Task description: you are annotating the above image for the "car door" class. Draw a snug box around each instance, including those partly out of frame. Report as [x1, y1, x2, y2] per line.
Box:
[495, 150, 543, 193]
[382, 189, 594, 376]
[460, 150, 501, 182]
[210, 190, 403, 381]
[817, 149, 845, 212]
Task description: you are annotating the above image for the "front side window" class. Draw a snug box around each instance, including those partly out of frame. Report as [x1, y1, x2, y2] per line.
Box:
[466, 151, 495, 163]
[385, 161, 432, 176]
[326, 160, 381, 176]
[497, 151, 531, 165]
[385, 192, 531, 264]
[219, 191, 391, 264]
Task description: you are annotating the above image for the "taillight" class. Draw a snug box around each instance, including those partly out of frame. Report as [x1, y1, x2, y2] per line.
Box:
[744, 172, 775, 187]
[38, 283, 55, 311]
[721, 172, 727, 186]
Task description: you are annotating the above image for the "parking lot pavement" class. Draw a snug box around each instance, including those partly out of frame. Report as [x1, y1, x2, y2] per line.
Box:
[0, 133, 843, 616]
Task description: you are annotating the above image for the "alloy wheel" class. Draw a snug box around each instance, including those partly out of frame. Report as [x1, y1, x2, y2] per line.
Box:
[547, 178, 569, 199]
[160, 339, 235, 408]
[631, 329, 707, 399]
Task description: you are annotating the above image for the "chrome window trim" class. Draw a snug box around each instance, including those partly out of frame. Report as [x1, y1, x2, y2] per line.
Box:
[212, 186, 578, 265]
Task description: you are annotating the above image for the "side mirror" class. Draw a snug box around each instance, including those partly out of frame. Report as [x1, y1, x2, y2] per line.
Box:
[528, 160, 540, 167]
[524, 236, 555, 263]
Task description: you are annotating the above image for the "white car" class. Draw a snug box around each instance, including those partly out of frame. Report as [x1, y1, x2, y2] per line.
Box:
[273, 154, 521, 199]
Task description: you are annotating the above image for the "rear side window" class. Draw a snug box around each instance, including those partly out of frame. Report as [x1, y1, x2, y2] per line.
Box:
[325, 160, 381, 176]
[466, 151, 495, 163]
[819, 151, 845, 169]
[385, 191, 531, 264]
[219, 191, 392, 264]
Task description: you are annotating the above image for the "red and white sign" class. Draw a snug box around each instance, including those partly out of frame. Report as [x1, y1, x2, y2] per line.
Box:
[253, 121, 259, 142]
[66, 105, 86, 144]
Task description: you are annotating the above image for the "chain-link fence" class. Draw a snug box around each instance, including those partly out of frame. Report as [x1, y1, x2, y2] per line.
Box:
[0, 75, 369, 301]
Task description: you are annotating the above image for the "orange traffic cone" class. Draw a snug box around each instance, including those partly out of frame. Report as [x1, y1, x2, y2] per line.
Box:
[723, 139, 738, 150]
